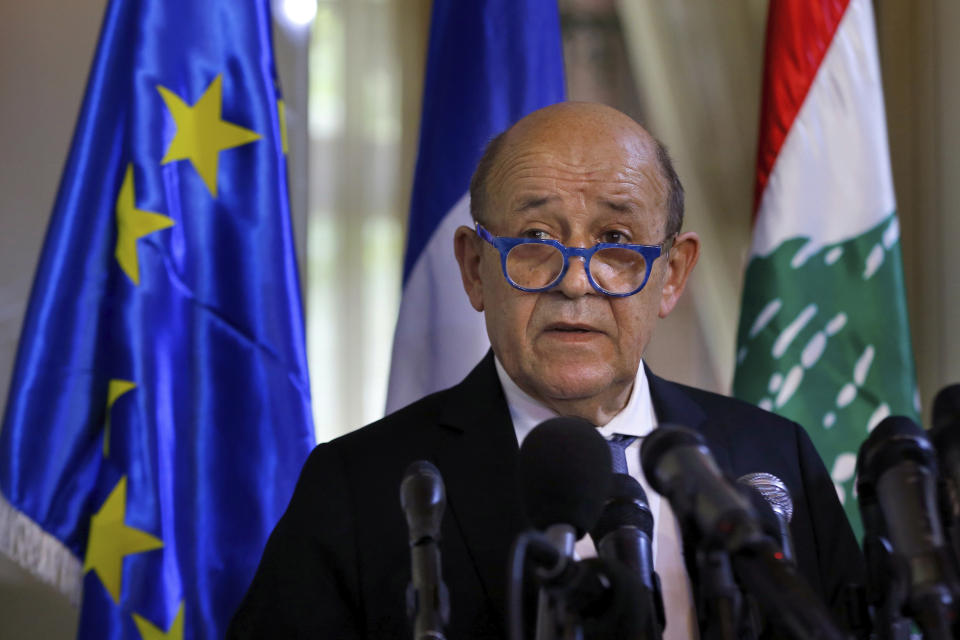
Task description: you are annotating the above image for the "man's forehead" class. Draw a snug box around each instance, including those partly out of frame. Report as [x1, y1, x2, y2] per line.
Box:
[489, 110, 667, 221]
[501, 102, 654, 151]
[489, 106, 661, 185]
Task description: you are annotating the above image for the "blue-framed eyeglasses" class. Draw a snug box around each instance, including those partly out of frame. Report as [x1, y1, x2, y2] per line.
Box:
[475, 223, 673, 297]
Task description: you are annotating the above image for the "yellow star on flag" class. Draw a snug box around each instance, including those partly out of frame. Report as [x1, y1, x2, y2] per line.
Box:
[133, 602, 184, 640]
[115, 164, 174, 285]
[158, 74, 262, 196]
[278, 98, 288, 154]
[104, 379, 136, 457]
[83, 477, 163, 603]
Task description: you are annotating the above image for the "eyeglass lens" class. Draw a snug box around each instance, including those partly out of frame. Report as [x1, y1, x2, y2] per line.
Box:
[505, 244, 648, 293]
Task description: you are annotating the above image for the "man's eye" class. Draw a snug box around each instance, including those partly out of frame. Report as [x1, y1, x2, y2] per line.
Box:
[600, 230, 631, 244]
[521, 229, 551, 240]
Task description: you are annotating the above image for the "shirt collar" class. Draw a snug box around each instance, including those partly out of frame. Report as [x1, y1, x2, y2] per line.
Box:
[495, 356, 657, 446]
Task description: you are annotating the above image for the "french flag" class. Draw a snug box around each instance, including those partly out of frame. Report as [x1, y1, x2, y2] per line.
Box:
[386, 0, 566, 412]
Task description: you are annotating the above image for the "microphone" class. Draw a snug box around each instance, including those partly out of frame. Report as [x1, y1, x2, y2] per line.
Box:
[738, 472, 795, 564]
[640, 424, 761, 552]
[856, 434, 911, 640]
[932, 383, 960, 435]
[518, 416, 613, 538]
[642, 424, 848, 640]
[931, 384, 960, 568]
[514, 416, 618, 640]
[590, 473, 664, 637]
[400, 460, 450, 640]
[856, 415, 958, 639]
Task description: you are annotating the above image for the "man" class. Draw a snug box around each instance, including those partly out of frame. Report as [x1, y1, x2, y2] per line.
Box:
[228, 103, 864, 638]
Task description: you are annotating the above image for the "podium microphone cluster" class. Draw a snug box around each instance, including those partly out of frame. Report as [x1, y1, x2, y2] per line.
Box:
[641, 423, 848, 640]
[512, 416, 653, 640]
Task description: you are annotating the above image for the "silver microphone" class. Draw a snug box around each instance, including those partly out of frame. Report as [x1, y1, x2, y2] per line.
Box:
[738, 472, 795, 564]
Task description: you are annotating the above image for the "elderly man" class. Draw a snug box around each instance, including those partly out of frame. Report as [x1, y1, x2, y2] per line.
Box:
[229, 103, 864, 638]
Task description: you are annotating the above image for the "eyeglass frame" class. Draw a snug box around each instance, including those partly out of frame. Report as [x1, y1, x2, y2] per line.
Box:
[475, 222, 675, 298]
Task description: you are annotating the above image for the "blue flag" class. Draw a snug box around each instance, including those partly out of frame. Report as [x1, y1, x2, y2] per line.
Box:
[386, 0, 566, 412]
[0, 1, 314, 638]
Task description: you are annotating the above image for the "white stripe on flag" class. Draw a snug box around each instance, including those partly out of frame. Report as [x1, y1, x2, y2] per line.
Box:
[385, 193, 489, 413]
[751, 0, 895, 258]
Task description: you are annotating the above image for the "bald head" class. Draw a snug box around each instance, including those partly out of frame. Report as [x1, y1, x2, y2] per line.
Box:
[453, 102, 702, 425]
[469, 102, 684, 237]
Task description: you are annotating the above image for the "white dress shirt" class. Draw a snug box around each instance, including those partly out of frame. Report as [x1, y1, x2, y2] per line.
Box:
[495, 357, 699, 640]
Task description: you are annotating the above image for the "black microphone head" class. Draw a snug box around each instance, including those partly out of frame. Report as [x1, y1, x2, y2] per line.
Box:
[400, 460, 446, 544]
[931, 385, 960, 454]
[856, 415, 936, 493]
[518, 416, 612, 537]
[932, 384, 960, 431]
[590, 473, 654, 542]
[931, 385, 960, 515]
[640, 423, 705, 495]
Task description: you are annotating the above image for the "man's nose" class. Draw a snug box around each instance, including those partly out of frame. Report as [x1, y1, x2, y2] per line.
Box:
[554, 256, 594, 298]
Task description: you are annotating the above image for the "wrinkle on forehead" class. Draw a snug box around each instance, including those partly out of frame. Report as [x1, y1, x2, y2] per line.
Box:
[495, 154, 663, 194]
[486, 104, 670, 228]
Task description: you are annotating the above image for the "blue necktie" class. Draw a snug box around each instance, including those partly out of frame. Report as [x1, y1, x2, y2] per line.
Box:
[607, 434, 637, 474]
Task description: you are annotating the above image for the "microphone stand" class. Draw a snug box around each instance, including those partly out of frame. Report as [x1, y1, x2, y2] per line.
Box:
[862, 533, 911, 640]
[596, 530, 664, 639]
[406, 540, 450, 640]
[535, 524, 582, 640]
[696, 547, 749, 640]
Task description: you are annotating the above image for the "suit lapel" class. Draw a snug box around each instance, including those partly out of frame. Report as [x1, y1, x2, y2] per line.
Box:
[646, 365, 732, 471]
[433, 351, 527, 628]
[646, 365, 705, 431]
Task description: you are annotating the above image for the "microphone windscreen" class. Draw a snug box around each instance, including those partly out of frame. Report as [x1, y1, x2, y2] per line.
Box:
[932, 383, 960, 434]
[639, 423, 704, 495]
[590, 473, 654, 541]
[739, 472, 794, 523]
[400, 460, 445, 543]
[738, 483, 782, 542]
[931, 385, 960, 495]
[518, 416, 612, 536]
[857, 416, 935, 489]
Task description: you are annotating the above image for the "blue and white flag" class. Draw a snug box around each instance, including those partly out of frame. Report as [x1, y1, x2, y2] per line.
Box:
[0, 1, 314, 637]
[386, 0, 566, 412]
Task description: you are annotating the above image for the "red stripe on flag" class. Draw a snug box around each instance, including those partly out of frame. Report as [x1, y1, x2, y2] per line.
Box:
[753, 0, 849, 221]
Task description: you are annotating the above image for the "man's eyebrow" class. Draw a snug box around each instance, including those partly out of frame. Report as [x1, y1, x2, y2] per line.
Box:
[514, 195, 560, 211]
[600, 198, 638, 213]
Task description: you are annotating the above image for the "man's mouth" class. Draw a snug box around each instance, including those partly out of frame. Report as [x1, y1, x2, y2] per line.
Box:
[544, 323, 601, 334]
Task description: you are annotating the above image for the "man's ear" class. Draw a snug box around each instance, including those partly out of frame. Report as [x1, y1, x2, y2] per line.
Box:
[658, 231, 700, 318]
[454, 225, 485, 312]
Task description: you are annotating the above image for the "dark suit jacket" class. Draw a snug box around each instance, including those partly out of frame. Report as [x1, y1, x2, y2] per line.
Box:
[228, 352, 864, 638]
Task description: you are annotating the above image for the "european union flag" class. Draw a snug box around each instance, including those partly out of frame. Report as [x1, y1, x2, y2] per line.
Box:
[0, 1, 314, 637]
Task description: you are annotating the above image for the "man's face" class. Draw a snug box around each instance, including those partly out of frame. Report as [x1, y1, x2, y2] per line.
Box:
[455, 105, 696, 421]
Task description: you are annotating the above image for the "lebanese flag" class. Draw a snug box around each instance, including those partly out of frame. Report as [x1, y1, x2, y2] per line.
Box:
[733, 0, 918, 534]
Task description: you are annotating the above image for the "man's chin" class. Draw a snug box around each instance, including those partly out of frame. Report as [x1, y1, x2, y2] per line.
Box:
[531, 366, 619, 403]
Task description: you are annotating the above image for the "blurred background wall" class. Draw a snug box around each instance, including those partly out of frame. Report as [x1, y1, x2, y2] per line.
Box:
[1, 0, 956, 635]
